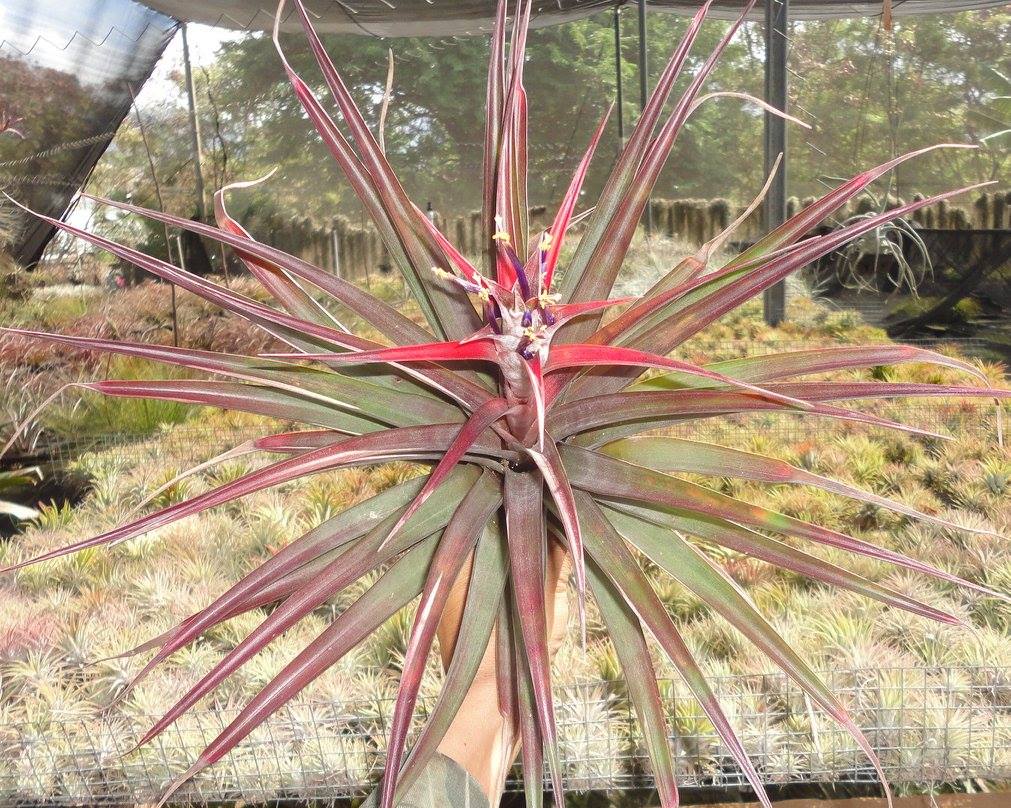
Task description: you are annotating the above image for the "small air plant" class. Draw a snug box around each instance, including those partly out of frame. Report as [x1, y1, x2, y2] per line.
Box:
[818, 206, 933, 296]
[0, 105, 23, 140]
[1, 0, 1009, 806]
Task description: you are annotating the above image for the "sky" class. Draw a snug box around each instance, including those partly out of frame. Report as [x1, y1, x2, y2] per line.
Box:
[63, 23, 240, 238]
[0, 2, 237, 91]
[137, 23, 243, 107]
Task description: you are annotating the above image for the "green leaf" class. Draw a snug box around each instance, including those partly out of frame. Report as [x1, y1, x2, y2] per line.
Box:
[396, 516, 508, 797]
[90, 379, 387, 434]
[601, 500, 960, 625]
[559, 442, 1003, 600]
[578, 494, 767, 808]
[630, 344, 985, 393]
[600, 435, 995, 537]
[602, 505, 892, 803]
[504, 468, 565, 804]
[585, 561, 678, 808]
[159, 534, 443, 799]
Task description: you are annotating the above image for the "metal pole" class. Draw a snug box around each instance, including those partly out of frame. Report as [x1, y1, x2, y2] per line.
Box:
[613, 7, 625, 144]
[126, 81, 179, 345]
[637, 0, 653, 233]
[173, 235, 188, 347]
[763, 0, 788, 326]
[331, 227, 341, 278]
[637, 0, 649, 112]
[181, 24, 207, 221]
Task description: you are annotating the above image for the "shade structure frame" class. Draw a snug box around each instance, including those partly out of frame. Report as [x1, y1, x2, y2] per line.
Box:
[141, 0, 1008, 36]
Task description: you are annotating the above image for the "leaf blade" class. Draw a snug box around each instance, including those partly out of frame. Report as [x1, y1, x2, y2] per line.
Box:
[380, 475, 503, 808]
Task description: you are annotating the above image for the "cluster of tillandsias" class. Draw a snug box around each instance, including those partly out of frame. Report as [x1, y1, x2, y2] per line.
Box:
[1, 0, 1008, 806]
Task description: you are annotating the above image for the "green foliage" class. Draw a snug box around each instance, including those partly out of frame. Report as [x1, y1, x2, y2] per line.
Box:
[33, 499, 75, 531]
[87, 11, 1010, 228]
[953, 297, 984, 321]
[47, 356, 193, 439]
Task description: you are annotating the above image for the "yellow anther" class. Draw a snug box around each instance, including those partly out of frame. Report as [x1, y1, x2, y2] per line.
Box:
[539, 232, 553, 251]
[431, 266, 453, 280]
[478, 288, 491, 303]
[492, 215, 511, 243]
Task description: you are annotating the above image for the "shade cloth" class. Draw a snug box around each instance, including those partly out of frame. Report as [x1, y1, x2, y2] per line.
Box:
[1, 0, 1002, 266]
[142, 0, 1007, 36]
[0, 0, 177, 268]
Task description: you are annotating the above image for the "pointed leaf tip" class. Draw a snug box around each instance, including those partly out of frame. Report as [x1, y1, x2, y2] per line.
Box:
[155, 759, 209, 808]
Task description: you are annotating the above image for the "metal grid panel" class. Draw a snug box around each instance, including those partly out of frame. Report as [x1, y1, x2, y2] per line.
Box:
[1, 666, 1008, 804]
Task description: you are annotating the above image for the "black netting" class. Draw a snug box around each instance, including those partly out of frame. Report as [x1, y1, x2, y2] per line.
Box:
[0, 0, 177, 268]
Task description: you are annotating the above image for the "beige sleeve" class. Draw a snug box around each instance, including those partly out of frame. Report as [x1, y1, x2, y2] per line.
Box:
[359, 753, 490, 808]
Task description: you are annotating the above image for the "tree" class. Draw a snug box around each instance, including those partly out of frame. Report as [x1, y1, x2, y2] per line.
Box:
[86, 9, 1008, 232]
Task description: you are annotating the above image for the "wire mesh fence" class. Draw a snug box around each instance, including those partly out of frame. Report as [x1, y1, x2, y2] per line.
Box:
[1, 666, 1008, 805]
[31, 403, 1002, 479]
[37, 424, 257, 474]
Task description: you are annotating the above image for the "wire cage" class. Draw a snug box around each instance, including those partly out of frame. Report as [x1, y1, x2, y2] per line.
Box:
[1, 666, 1008, 805]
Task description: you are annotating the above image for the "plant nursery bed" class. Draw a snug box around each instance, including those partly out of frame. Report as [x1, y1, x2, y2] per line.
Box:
[698, 794, 1008, 808]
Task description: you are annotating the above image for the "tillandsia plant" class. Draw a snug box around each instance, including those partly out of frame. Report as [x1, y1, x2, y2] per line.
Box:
[0, 105, 24, 139]
[2, 0, 1009, 805]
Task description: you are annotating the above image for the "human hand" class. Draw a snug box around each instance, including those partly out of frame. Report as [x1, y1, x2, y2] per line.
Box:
[434, 534, 572, 800]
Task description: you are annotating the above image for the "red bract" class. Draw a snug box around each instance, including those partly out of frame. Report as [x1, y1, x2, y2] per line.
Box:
[3, 1, 1007, 806]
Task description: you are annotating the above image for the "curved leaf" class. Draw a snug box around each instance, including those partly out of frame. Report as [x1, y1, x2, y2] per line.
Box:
[585, 560, 678, 808]
[632, 344, 985, 392]
[396, 518, 508, 797]
[158, 535, 443, 801]
[601, 435, 996, 536]
[602, 500, 961, 626]
[560, 443, 1005, 601]
[504, 469, 565, 804]
[603, 504, 894, 805]
[3, 430, 492, 572]
[579, 496, 766, 808]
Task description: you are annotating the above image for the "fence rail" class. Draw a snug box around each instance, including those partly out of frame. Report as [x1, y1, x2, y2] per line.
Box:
[244, 190, 1011, 283]
[1, 666, 1008, 805]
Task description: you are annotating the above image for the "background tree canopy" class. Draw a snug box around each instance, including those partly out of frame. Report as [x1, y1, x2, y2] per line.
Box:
[86, 8, 1008, 238]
